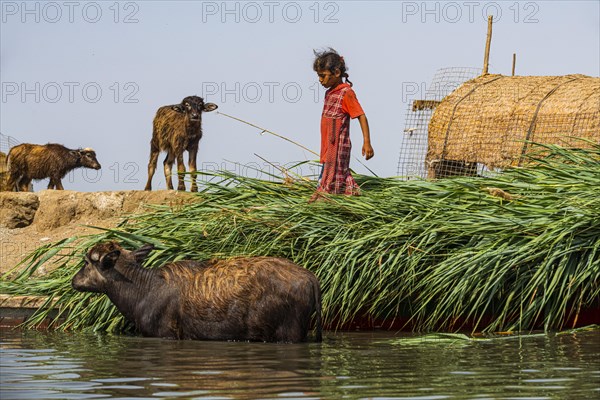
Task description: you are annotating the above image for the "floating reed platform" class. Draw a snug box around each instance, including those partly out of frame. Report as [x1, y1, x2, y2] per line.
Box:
[1, 143, 599, 334]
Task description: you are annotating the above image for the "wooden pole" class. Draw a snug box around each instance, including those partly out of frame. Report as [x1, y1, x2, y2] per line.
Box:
[482, 15, 493, 75]
[512, 53, 516, 76]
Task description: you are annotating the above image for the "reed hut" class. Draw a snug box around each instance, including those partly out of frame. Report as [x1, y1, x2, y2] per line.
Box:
[426, 73, 600, 178]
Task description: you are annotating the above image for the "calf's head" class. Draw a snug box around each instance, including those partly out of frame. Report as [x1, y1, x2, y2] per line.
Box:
[71, 241, 155, 293]
[74, 148, 101, 170]
[172, 95, 218, 122]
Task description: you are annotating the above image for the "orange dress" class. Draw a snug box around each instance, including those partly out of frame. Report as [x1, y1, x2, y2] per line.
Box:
[318, 83, 364, 195]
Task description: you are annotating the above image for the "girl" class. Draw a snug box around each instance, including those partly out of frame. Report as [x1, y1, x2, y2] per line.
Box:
[312, 48, 373, 200]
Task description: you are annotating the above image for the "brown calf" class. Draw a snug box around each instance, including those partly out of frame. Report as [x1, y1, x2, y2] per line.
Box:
[7, 143, 101, 191]
[145, 96, 218, 192]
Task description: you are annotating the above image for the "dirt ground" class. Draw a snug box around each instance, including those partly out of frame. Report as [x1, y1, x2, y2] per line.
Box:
[0, 190, 194, 276]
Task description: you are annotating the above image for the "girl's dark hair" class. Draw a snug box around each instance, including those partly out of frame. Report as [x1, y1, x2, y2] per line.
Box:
[313, 48, 352, 86]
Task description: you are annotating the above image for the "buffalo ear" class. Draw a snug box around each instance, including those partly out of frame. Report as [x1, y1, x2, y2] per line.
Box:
[172, 104, 185, 113]
[203, 103, 218, 112]
[133, 244, 155, 264]
[99, 250, 120, 270]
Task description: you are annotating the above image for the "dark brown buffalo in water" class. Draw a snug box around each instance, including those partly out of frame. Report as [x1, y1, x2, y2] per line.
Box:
[7, 143, 101, 191]
[144, 96, 218, 192]
[72, 241, 322, 343]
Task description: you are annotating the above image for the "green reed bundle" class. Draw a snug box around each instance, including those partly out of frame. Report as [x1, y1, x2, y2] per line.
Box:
[1, 143, 599, 333]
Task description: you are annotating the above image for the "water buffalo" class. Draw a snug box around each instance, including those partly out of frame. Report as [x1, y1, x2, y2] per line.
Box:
[7, 143, 101, 191]
[72, 241, 322, 343]
[145, 96, 218, 192]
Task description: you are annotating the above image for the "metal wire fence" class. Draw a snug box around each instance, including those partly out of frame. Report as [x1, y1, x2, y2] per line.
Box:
[1, 133, 20, 190]
[397, 67, 482, 179]
[0, 133, 19, 155]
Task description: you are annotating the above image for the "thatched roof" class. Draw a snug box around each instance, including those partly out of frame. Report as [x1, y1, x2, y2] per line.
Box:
[427, 74, 600, 170]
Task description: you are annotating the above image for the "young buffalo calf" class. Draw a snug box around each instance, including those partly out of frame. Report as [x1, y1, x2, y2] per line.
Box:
[7, 143, 101, 191]
[145, 96, 218, 192]
[72, 241, 322, 343]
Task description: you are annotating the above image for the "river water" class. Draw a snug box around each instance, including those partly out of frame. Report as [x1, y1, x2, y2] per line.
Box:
[1, 328, 598, 399]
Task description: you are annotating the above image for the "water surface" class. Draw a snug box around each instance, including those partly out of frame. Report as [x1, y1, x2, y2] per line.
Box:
[1, 329, 598, 399]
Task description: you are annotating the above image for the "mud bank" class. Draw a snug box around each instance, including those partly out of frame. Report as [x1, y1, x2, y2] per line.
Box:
[0, 190, 194, 274]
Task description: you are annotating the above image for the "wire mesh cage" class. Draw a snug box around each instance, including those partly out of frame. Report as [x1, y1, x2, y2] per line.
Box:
[398, 70, 600, 179]
[0, 133, 19, 155]
[0, 133, 20, 191]
[397, 67, 482, 179]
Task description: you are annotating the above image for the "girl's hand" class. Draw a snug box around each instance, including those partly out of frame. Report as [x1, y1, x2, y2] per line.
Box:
[357, 115, 373, 160]
[362, 142, 374, 160]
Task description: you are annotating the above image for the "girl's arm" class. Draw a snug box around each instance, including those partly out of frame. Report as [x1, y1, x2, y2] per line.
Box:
[358, 114, 374, 160]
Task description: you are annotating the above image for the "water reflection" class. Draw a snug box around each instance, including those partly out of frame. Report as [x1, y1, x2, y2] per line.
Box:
[1, 329, 598, 399]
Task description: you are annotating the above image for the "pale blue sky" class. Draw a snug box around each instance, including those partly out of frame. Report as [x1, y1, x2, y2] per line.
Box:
[1, 0, 599, 191]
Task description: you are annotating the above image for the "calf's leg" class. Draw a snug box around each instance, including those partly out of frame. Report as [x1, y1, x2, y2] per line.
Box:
[163, 153, 176, 190]
[188, 146, 199, 192]
[7, 173, 18, 192]
[13, 176, 30, 192]
[176, 153, 186, 191]
[145, 146, 160, 191]
[48, 177, 64, 190]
